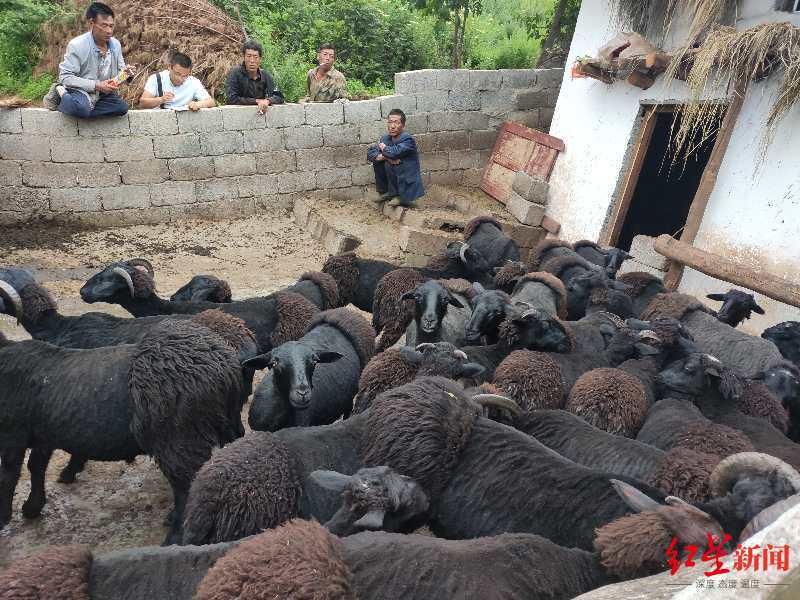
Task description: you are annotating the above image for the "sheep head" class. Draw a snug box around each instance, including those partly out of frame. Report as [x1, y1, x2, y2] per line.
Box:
[707, 289, 765, 328]
[80, 259, 155, 303]
[444, 241, 491, 278]
[399, 342, 485, 380]
[758, 363, 800, 429]
[311, 466, 430, 537]
[655, 353, 742, 403]
[170, 274, 232, 303]
[401, 280, 464, 336]
[604, 247, 632, 278]
[762, 321, 800, 364]
[464, 289, 511, 345]
[499, 306, 573, 353]
[0, 267, 40, 324]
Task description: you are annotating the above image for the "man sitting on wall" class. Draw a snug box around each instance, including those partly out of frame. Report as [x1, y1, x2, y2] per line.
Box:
[139, 52, 216, 111]
[43, 2, 136, 118]
[303, 43, 347, 103]
[367, 108, 425, 209]
[225, 40, 285, 114]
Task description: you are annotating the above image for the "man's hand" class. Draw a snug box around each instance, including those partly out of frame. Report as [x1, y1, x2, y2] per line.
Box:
[256, 98, 271, 114]
[387, 158, 401, 165]
[374, 153, 385, 161]
[161, 91, 175, 104]
[188, 101, 201, 112]
[95, 79, 119, 94]
[124, 64, 137, 77]
[378, 142, 386, 151]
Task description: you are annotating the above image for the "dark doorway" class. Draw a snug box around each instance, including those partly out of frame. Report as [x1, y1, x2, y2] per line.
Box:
[614, 109, 717, 252]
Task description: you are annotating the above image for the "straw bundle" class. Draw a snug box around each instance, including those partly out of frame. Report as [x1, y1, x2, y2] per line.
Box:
[36, 0, 245, 104]
[611, 0, 734, 43]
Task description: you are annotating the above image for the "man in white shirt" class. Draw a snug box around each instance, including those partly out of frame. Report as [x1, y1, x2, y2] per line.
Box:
[139, 52, 215, 111]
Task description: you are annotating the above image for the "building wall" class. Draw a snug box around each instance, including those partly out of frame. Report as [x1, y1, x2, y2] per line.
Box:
[0, 68, 561, 228]
[547, 0, 800, 333]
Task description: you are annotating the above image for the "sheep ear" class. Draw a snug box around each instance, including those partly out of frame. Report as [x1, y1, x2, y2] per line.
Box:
[400, 291, 416, 302]
[353, 510, 386, 530]
[751, 300, 765, 315]
[398, 346, 424, 364]
[706, 293, 726, 302]
[448, 295, 465, 308]
[459, 362, 485, 379]
[316, 351, 343, 364]
[610, 479, 662, 513]
[309, 470, 353, 493]
[242, 352, 272, 369]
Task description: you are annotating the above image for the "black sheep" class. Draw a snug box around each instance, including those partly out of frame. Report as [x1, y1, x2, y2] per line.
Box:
[463, 286, 512, 344]
[616, 271, 668, 318]
[246, 308, 375, 431]
[574, 240, 632, 279]
[462, 215, 520, 268]
[531, 238, 576, 269]
[0, 319, 244, 544]
[759, 360, 800, 441]
[762, 320, 800, 364]
[707, 288, 765, 328]
[402, 279, 472, 347]
[170, 273, 233, 303]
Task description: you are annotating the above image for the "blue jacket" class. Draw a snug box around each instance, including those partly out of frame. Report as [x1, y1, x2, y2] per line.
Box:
[368, 132, 425, 202]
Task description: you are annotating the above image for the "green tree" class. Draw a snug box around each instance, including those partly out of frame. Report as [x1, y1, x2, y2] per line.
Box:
[414, 0, 482, 68]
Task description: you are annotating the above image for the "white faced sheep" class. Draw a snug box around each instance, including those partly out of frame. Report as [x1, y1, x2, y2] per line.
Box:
[245, 308, 375, 431]
[0, 318, 244, 545]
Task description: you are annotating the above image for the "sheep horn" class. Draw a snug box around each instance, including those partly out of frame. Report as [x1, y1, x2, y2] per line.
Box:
[459, 242, 470, 264]
[472, 394, 521, 416]
[638, 330, 661, 343]
[112, 267, 136, 298]
[709, 452, 800, 498]
[415, 343, 437, 353]
[126, 258, 154, 275]
[740, 493, 800, 541]
[453, 349, 468, 360]
[0, 280, 23, 323]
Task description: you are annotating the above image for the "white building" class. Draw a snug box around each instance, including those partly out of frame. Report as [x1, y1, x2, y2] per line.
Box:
[547, 0, 800, 334]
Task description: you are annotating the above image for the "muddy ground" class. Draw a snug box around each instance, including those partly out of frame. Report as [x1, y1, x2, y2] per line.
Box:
[0, 200, 406, 566]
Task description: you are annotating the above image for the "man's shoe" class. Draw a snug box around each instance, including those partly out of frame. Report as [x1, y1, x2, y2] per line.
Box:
[43, 83, 63, 111]
[373, 193, 396, 204]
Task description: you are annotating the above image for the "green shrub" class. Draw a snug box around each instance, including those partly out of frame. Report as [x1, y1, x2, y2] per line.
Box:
[0, 0, 61, 95]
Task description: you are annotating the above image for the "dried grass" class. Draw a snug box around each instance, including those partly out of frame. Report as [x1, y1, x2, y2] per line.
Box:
[35, 0, 245, 105]
[611, 0, 734, 42]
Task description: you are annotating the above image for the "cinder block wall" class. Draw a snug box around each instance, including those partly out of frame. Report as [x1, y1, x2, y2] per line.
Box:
[0, 68, 562, 226]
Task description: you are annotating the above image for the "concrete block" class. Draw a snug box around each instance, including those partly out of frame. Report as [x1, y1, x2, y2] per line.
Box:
[315, 168, 352, 189]
[50, 137, 103, 163]
[129, 110, 179, 135]
[150, 181, 197, 206]
[404, 114, 427, 135]
[512, 171, 549, 204]
[436, 70, 470, 91]
[461, 168, 483, 187]
[470, 129, 497, 150]
[195, 178, 239, 202]
[1, 134, 51, 161]
[296, 148, 337, 172]
[617, 258, 666, 278]
[50, 188, 102, 212]
[447, 92, 480, 111]
[380, 95, 416, 118]
[200, 131, 243, 155]
[153, 134, 202, 158]
[21, 109, 78, 136]
[214, 154, 256, 177]
[506, 110, 540, 129]
[351, 164, 375, 186]
[237, 174, 278, 198]
[264, 104, 305, 128]
[503, 221, 548, 248]
[323, 124, 360, 147]
[323, 228, 361, 255]
[421, 152, 449, 172]
[101, 185, 150, 210]
[120, 159, 169, 184]
[515, 88, 555, 111]
[429, 170, 463, 186]
[448, 150, 483, 170]
[0, 108, 22, 133]
[293, 196, 313, 226]
[435, 131, 470, 151]
[0, 161, 22, 185]
[541, 215, 561, 235]
[415, 92, 448, 113]
[395, 70, 438, 95]
[539, 107, 555, 131]
[285, 126, 323, 150]
[414, 133, 437, 153]
[168, 157, 215, 180]
[359, 121, 386, 144]
[277, 170, 316, 193]
[330, 185, 366, 201]
[479, 91, 514, 117]
[242, 129, 285, 153]
[177, 109, 223, 133]
[22, 162, 77, 188]
[0, 186, 49, 212]
[344, 99, 381, 124]
[536, 68, 565, 88]
[304, 102, 344, 126]
[333, 144, 370, 168]
[427, 111, 488, 132]
[501, 69, 538, 89]
[507, 191, 545, 226]
[399, 226, 460, 255]
[104, 137, 154, 162]
[78, 116, 130, 137]
[256, 150, 296, 174]
[222, 105, 266, 130]
[470, 70, 503, 91]
[77, 163, 121, 187]
[629, 235, 670, 270]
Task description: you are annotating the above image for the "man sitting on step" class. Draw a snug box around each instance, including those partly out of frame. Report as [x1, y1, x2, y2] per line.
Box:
[367, 108, 425, 209]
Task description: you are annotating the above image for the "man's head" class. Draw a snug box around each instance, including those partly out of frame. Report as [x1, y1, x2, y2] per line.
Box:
[86, 2, 115, 44]
[242, 40, 263, 74]
[387, 108, 406, 137]
[317, 43, 336, 72]
[168, 52, 193, 87]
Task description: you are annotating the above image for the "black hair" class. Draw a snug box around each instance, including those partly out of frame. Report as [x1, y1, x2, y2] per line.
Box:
[388, 108, 406, 124]
[317, 43, 336, 54]
[86, 2, 114, 20]
[242, 40, 263, 56]
[170, 52, 192, 69]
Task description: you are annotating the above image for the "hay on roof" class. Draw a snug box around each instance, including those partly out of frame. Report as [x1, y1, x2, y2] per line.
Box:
[36, 0, 245, 105]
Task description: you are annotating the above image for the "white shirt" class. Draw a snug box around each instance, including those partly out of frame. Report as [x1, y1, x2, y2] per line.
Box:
[143, 70, 211, 109]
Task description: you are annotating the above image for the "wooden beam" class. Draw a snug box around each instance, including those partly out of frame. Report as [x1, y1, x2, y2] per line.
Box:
[663, 81, 747, 289]
[654, 235, 800, 309]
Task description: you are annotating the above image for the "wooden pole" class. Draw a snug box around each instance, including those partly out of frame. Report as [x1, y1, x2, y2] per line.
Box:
[654, 235, 800, 309]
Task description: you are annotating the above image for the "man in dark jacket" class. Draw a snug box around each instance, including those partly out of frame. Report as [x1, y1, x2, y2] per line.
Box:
[225, 40, 284, 113]
[367, 109, 425, 208]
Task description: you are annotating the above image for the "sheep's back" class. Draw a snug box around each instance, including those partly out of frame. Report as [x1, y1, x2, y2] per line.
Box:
[636, 399, 707, 450]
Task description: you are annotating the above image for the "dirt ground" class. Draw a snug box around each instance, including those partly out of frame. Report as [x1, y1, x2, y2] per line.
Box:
[0, 202, 403, 566]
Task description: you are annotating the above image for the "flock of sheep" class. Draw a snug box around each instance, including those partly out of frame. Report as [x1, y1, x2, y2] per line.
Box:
[1, 214, 800, 599]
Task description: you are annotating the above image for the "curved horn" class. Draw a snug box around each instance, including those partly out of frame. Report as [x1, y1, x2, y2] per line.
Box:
[740, 493, 800, 541]
[459, 242, 469, 264]
[112, 267, 136, 298]
[126, 258, 154, 275]
[638, 330, 662, 343]
[472, 394, 522, 416]
[415, 343, 437, 353]
[453, 349, 468, 360]
[710, 452, 800, 498]
[0, 280, 24, 323]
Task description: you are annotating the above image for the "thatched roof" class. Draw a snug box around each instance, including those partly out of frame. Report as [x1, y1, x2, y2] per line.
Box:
[36, 0, 245, 104]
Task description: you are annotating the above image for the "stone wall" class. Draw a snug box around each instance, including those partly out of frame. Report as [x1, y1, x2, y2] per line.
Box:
[0, 68, 562, 226]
